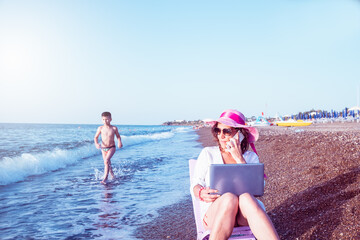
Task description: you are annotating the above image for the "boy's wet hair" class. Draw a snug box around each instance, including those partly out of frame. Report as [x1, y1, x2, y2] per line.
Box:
[101, 112, 112, 117]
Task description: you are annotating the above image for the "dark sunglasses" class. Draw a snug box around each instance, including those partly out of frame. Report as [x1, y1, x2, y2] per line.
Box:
[213, 127, 236, 136]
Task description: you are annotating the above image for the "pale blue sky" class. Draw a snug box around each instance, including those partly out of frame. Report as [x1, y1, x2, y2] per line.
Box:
[1, 0, 360, 124]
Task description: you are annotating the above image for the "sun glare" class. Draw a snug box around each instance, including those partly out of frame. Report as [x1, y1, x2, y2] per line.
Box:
[0, 37, 37, 76]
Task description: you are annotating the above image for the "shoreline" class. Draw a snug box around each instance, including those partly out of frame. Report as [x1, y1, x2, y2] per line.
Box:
[136, 122, 360, 239]
[134, 128, 211, 240]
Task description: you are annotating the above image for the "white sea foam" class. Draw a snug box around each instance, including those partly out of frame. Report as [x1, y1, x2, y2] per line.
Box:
[0, 144, 97, 185]
[93, 168, 104, 181]
[0, 124, 199, 240]
[121, 131, 175, 146]
[172, 127, 191, 133]
[0, 131, 176, 185]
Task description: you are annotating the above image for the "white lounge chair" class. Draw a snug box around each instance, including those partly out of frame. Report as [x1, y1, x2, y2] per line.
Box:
[189, 159, 257, 240]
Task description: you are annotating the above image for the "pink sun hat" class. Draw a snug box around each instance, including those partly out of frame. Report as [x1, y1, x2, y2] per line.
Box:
[209, 109, 259, 144]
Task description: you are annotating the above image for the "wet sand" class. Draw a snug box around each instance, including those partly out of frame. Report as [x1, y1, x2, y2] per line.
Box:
[136, 122, 360, 239]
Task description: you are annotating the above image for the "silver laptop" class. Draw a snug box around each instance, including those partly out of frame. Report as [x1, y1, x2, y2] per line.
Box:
[209, 163, 264, 197]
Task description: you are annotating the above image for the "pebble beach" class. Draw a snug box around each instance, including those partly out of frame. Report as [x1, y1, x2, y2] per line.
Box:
[136, 122, 360, 240]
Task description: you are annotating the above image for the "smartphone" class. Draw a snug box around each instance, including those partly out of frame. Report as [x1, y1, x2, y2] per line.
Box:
[226, 131, 245, 151]
[238, 132, 245, 142]
[232, 131, 245, 142]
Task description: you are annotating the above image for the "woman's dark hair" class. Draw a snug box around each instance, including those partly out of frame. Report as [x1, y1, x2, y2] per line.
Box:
[211, 123, 250, 153]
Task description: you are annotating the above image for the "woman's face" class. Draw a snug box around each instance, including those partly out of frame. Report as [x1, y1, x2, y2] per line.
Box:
[215, 123, 237, 150]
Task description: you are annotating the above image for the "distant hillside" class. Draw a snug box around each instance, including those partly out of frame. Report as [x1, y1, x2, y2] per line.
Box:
[162, 120, 204, 126]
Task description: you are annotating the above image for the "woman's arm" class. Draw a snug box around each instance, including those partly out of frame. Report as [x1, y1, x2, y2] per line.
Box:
[193, 184, 204, 200]
[190, 148, 209, 192]
[191, 148, 220, 202]
[193, 184, 220, 203]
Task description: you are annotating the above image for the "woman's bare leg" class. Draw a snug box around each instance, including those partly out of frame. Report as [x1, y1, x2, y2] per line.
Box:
[204, 193, 239, 240]
[236, 193, 280, 240]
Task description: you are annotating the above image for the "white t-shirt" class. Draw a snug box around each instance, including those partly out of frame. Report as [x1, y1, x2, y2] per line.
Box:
[190, 146, 260, 219]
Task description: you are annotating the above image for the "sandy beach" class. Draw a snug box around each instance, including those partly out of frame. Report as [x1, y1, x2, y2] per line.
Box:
[136, 122, 360, 240]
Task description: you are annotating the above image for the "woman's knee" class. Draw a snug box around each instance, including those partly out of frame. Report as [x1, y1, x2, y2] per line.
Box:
[219, 192, 239, 210]
[239, 193, 262, 215]
[239, 193, 260, 209]
[239, 192, 255, 203]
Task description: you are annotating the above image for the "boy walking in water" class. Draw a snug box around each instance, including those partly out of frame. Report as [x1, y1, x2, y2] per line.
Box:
[94, 112, 123, 184]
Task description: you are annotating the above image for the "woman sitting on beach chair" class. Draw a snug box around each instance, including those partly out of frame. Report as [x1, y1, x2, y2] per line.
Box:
[190, 109, 279, 240]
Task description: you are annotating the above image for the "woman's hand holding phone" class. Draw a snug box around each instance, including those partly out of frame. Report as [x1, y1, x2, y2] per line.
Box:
[226, 131, 246, 163]
[226, 131, 243, 151]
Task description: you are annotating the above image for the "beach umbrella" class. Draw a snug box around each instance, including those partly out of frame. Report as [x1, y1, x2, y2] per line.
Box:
[349, 106, 360, 112]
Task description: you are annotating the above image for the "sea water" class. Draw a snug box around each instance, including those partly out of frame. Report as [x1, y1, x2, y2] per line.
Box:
[0, 123, 202, 239]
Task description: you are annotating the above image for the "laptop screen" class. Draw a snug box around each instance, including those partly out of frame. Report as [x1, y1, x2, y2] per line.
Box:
[209, 163, 264, 196]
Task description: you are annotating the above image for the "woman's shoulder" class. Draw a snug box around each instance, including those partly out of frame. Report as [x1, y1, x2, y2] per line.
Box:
[203, 146, 219, 153]
[198, 146, 221, 164]
[199, 146, 219, 158]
